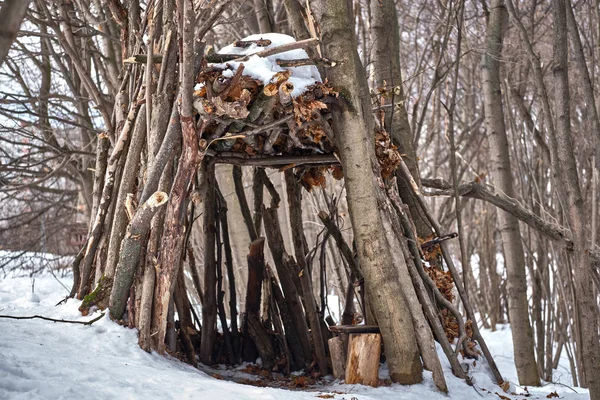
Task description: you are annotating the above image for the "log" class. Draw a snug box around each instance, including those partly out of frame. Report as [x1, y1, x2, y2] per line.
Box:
[341, 274, 356, 325]
[139, 163, 173, 352]
[284, 170, 329, 376]
[399, 159, 504, 384]
[109, 191, 168, 319]
[252, 168, 264, 237]
[262, 206, 312, 365]
[345, 333, 381, 387]
[232, 165, 258, 241]
[210, 152, 339, 167]
[329, 336, 346, 379]
[77, 96, 142, 298]
[216, 187, 241, 361]
[123, 54, 164, 64]
[215, 206, 235, 365]
[329, 325, 380, 334]
[234, 39, 272, 48]
[151, 0, 202, 354]
[174, 265, 197, 366]
[200, 164, 218, 364]
[269, 267, 307, 369]
[230, 83, 277, 133]
[203, 38, 320, 64]
[242, 238, 265, 362]
[247, 313, 276, 370]
[268, 269, 292, 374]
[232, 38, 319, 62]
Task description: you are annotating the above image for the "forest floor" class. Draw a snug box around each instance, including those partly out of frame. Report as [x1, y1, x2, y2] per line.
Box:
[0, 269, 590, 400]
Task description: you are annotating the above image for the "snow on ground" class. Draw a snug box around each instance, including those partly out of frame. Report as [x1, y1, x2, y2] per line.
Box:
[0, 251, 72, 275]
[0, 272, 590, 400]
[212, 33, 322, 97]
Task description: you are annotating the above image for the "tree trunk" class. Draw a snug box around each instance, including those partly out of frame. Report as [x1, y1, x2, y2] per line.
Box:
[312, 0, 423, 384]
[481, 0, 539, 386]
[369, 0, 432, 240]
[253, 0, 272, 33]
[552, 1, 600, 395]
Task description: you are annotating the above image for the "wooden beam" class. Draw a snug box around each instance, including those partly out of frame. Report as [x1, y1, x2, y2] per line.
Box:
[329, 325, 380, 334]
[206, 152, 340, 167]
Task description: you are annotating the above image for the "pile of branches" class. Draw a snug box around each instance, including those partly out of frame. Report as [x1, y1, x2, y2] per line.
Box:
[193, 50, 401, 189]
[195, 68, 335, 157]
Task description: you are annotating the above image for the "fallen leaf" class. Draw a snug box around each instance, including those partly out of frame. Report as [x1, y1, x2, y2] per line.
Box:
[499, 381, 511, 392]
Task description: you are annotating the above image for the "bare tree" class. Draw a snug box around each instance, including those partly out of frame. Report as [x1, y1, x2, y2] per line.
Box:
[481, 0, 539, 385]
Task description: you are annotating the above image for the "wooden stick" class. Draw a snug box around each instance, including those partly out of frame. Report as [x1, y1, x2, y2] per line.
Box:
[318, 211, 362, 279]
[234, 39, 272, 48]
[0, 313, 105, 325]
[276, 57, 337, 68]
[232, 38, 320, 62]
[208, 152, 339, 167]
[398, 158, 505, 384]
[124, 54, 164, 64]
[204, 38, 320, 64]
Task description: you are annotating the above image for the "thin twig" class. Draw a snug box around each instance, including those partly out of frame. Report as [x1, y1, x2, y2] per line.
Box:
[0, 312, 105, 325]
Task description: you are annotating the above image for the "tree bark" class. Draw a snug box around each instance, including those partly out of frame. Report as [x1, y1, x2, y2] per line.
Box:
[369, 0, 432, 240]
[552, 1, 600, 395]
[200, 163, 218, 364]
[253, 0, 272, 33]
[0, 0, 32, 67]
[151, 0, 202, 353]
[312, 0, 423, 384]
[262, 206, 312, 367]
[109, 191, 168, 319]
[284, 170, 329, 376]
[105, 107, 147, 278]
[481, 0, 539, 386]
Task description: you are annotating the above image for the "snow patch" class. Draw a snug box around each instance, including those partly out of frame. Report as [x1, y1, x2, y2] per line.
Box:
[0, 272, 590, 400]
[212, 33, 321, 98]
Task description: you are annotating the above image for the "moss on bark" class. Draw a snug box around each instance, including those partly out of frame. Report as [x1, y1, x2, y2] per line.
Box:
[79, 275, 113, 316]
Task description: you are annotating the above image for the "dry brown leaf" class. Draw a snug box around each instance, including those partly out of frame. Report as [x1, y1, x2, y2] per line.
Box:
[210, 89, 252, 119]
[300, 167, 327, 191]
[374, 129, 401, 178]
[331, 165, 344, 180]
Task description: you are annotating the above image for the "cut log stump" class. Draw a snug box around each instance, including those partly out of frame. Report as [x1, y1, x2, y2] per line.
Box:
[345, 333, 382, 387]
[328, 336, 346, 379]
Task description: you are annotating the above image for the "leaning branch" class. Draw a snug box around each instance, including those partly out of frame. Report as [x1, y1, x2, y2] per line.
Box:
[421, 178, 600, 260]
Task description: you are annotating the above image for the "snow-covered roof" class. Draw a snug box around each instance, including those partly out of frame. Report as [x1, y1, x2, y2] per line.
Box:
[213, 33, 321, 98]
